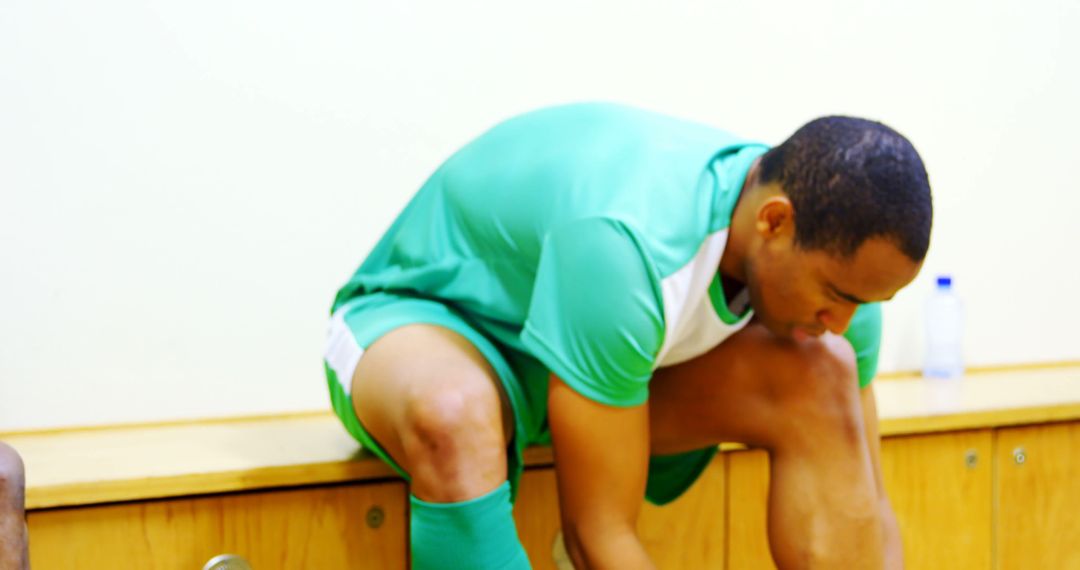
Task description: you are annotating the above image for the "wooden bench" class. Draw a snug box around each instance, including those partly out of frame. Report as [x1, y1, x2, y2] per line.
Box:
[6, 364, 1080, 569]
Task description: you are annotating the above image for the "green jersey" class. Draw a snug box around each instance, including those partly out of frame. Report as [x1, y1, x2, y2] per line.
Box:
[333, 102, 881, 409]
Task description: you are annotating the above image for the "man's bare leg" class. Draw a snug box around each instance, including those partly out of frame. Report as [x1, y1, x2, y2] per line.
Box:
[0, 442, 28, 570]
[350, 323, 514, 502]
[649, 324, 892, 569]
[348, 323, 529, 568]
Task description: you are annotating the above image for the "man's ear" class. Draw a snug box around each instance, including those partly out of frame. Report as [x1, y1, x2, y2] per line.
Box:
[755, 195, 795, 239]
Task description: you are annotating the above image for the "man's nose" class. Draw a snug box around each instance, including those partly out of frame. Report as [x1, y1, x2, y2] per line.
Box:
[818, 304, 858, 335]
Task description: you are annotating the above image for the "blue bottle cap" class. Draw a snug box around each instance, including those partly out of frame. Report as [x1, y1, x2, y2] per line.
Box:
[937, 275, 952, 288]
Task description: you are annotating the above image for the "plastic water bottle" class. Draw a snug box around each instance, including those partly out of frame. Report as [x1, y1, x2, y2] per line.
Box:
[923, 275, 965, 379]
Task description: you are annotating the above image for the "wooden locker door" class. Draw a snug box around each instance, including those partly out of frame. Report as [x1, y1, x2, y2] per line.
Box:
[726, 449, 773, 569]
[996, 421, 1080, 570]
[881, 430, 993, 569]
[28, 481, 407, 570]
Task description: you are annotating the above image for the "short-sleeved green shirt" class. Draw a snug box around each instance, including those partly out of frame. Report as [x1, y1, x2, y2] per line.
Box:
[334, 102, 881, 417]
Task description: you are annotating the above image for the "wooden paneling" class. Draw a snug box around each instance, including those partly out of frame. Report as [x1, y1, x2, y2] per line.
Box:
[726, 449, 774, 569]
[27, 482, 407, 570]
[514, 455, 726, 569]
[638, 453, 726, 569]
[514, 468, 563, 569]
[996, 422, 1080, 570]
[880, 430, 993, 570]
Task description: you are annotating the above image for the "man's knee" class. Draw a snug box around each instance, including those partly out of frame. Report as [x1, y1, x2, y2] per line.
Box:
[0, 442, 26, 508]
[759, 333, 865, 449]
[401, 376, 508, 469]
[399, 377, 511, 501]
[794, 334, 860, 402]
[649, 325, 864, 453]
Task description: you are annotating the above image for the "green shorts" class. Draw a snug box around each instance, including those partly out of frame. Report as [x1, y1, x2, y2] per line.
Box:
[323, 292, 719, 505]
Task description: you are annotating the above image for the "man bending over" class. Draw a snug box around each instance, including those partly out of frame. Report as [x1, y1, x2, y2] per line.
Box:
[323, 102, 929, 568]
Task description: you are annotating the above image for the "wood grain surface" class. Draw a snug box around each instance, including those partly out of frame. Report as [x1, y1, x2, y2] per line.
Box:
[28, 481, 407, 570]
[995, 422, 1080, 570]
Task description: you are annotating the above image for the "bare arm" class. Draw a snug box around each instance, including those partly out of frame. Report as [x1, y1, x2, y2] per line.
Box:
[860, 384, 905, 570]
[548, 375, 655, 570]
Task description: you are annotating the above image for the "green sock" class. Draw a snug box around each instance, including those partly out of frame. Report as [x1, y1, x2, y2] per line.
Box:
[410, 481, 532, 570]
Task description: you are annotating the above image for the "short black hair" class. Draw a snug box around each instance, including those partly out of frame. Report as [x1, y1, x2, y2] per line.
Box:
[758, 116, 932, 261]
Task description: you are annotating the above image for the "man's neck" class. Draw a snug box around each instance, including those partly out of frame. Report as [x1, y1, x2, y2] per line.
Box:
[718, 157, 759, 286]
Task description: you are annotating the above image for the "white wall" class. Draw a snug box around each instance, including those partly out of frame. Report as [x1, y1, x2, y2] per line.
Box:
[2, 0, 1078, 431]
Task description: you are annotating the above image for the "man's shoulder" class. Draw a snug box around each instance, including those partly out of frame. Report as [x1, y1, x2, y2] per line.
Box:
[489, 102, 747, 147]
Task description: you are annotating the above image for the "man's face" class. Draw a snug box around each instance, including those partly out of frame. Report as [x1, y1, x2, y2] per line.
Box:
[745, 233, 922, 340]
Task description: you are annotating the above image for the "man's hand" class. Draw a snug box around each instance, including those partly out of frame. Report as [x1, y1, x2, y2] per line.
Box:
[548, 375, 656, 570]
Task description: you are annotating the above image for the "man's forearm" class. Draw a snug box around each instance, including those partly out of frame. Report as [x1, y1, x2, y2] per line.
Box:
[548, 375, 654, 570]
[563, 523, 655, 570]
